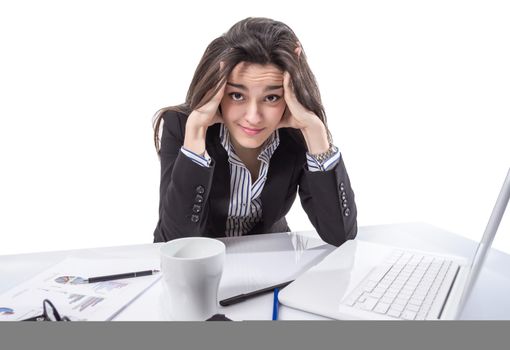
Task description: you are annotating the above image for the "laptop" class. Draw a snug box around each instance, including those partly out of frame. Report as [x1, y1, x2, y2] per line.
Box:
[279, 168, 510, 320]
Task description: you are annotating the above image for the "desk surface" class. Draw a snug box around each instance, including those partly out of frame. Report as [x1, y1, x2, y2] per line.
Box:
[1, 223, 509, 320]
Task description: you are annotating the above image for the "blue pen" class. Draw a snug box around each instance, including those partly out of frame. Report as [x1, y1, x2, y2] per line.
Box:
[272, 288, 280, 320]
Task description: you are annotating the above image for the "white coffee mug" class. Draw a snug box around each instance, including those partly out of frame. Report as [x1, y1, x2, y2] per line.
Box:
[160, 237, 226, 321]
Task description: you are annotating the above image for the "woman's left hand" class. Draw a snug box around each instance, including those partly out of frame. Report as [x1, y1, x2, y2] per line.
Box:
[278, 71, 330, 154]
[277, 71, 322, 131]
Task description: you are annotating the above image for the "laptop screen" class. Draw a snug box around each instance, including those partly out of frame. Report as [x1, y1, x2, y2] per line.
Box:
[456, 168, 510, 318]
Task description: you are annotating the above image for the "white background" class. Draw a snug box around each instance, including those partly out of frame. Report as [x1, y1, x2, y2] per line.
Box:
[0, 0, 508, 255]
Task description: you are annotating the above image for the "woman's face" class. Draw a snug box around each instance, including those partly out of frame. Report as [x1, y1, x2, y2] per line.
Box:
[220, 62, 286, 153]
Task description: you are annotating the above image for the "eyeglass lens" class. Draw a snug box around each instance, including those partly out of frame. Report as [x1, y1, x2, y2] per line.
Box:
[43, 299, 62, 321]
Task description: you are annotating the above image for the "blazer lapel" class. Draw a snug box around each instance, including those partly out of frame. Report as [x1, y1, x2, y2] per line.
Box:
[206, 124, 230, 235]
[260, 141, 297, 227]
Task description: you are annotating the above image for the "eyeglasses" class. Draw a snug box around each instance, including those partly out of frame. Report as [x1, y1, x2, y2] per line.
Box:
[22, 299, 71, 322]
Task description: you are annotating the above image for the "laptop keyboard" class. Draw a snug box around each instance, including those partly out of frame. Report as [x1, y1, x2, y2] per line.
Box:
[342, 250, 460, 320]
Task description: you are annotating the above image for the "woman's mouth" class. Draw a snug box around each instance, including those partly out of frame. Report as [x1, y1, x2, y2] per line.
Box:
[240, 125, 264, 136]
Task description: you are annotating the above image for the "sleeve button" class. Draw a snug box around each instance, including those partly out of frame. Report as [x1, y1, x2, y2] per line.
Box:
[195, 185, 205, 194]
[343, 208, 351, 217]
[191, 214, 200, 223]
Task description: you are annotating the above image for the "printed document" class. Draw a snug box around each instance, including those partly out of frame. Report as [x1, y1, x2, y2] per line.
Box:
[0, 257, 161, 321]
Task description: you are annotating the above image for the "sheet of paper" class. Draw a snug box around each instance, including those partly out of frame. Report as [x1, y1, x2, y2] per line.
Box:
[0, 257, 161, 321]
[218, 233, 335, 301]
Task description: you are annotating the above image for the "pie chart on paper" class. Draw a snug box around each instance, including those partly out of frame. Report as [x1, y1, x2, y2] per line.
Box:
[0, 307, 14, 315]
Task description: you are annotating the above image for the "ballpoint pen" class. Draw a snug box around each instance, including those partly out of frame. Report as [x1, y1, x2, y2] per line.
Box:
[272, 288, 280, 321]
[219, 280, 294, 306]
[84, 270, 160, 283]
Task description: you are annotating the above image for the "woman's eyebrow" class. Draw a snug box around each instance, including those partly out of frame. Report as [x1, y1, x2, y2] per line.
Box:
[226, 82, 283, 91]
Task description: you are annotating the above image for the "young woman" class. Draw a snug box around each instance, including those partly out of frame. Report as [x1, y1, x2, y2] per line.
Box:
[153, 17, 357, 246]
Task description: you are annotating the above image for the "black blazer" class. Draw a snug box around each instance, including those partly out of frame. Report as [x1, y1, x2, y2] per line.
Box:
[153, 110, 357, 246]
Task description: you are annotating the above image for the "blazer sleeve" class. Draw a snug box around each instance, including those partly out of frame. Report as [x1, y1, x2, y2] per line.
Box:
[298, 153, 358, 246]
[153, 110, 216, 242]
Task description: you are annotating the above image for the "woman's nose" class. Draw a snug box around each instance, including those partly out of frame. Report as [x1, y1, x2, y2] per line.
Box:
[244, 101, 262, 125]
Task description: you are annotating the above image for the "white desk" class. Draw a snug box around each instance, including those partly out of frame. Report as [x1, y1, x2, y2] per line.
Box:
[1, 223, 509, 320]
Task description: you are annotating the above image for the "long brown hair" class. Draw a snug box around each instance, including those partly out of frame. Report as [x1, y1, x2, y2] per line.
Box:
[153, 17, 330, 153]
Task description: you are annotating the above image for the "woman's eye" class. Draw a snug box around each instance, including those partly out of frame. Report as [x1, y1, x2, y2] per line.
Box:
[229, 93, 244, 101]
[265, 95, 281, 103]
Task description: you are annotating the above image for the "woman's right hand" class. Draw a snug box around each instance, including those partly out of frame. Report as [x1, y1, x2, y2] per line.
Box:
[184, 80, 226, 155]
[187, 81, 226, 129]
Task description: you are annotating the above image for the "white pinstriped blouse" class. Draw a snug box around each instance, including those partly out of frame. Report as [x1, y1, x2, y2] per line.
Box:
[180, 124, 340, 236]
